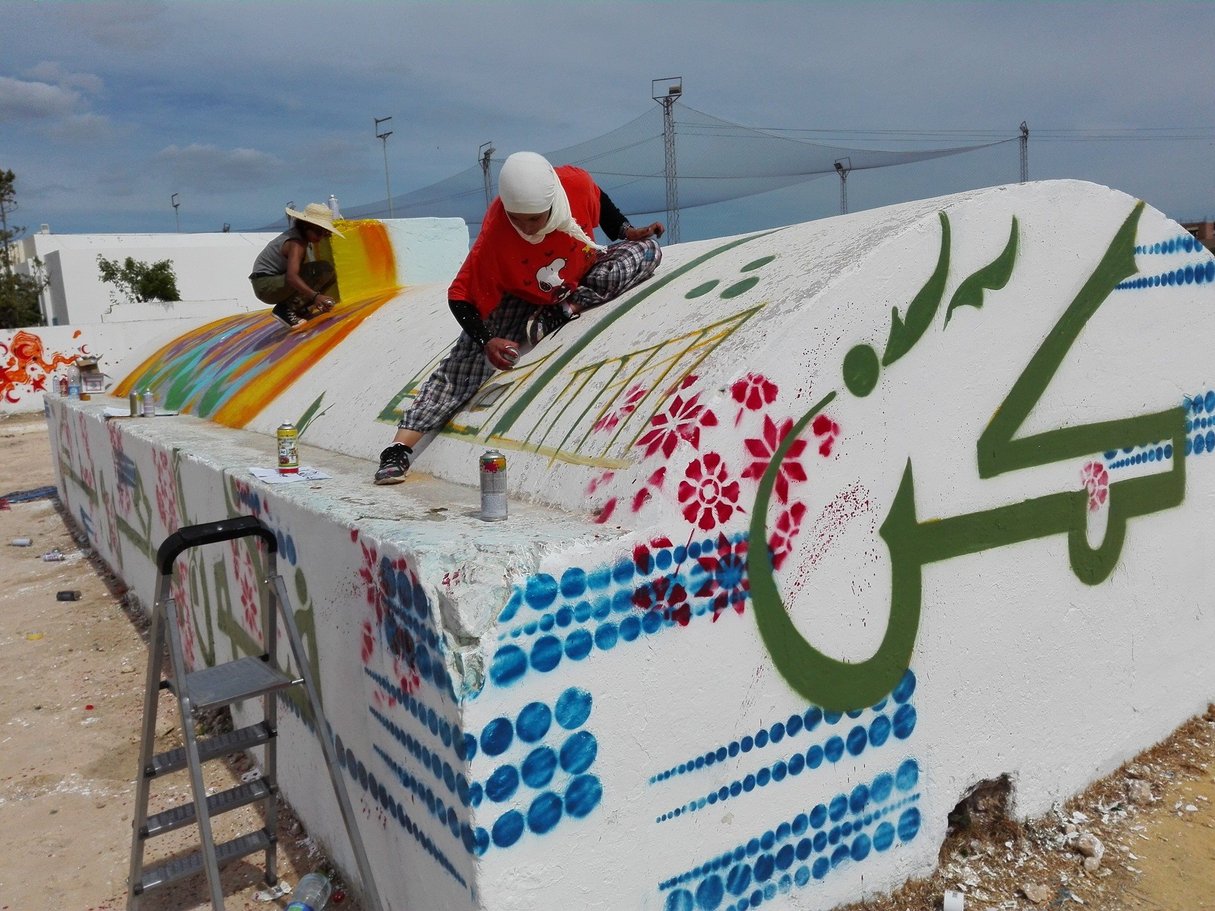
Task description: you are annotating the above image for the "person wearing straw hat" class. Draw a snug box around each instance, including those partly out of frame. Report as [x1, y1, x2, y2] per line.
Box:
[373, 151, 664, 485]
[249, 202, 344, 327]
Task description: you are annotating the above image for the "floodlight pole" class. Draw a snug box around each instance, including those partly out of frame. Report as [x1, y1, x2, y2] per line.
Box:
[834, 159, 851, 215]
[479, 141, 496, 211]
[1019, 121, 1030, 183]
[171, 193, 180, 232]
[376, 116, 394, 219]
[652, 77, 683, 244]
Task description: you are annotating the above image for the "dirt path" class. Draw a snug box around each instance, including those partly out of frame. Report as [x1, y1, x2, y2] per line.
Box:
[1, 411, 1213, 911]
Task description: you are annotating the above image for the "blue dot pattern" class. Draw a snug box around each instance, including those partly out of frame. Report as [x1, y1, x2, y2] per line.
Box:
[1103, 392, 1215, 472]
[657, 761, 922, 910]
[1118, 234, 1215, 290]
[490, 533, 752, 691]
[652, 672, 917, 822]
[469, 686, 603, 855]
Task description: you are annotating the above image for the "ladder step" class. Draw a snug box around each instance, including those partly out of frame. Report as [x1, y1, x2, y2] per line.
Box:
[147, 721, 275, 779]
[141, 777, 274, 838]
[134, 828, 274, 896]
[174, 656, 299, 711]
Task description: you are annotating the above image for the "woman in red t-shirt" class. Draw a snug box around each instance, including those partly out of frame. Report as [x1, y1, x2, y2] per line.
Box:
[374, 151, 664, 484]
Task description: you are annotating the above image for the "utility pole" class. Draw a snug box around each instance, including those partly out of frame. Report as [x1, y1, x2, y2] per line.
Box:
[171, 193, 180, 232]
[479, 141, 496, 211]
[834, 158, 852, 215]
[652, 77, 683, 244]
[1019, 121, 1030, 183]
[375, 116, 394, 218]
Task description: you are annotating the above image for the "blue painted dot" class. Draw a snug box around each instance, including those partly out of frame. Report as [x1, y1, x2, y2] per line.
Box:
[642, 610, 663, 634]
[490, 645, 527, 687]
[741, 736, 754, 753]
[755, 729, 769, 748]
[485, 764, 519, 803]
[829, 794, 848, 821]
[788, 753, 805, 776]
[873, 821, 895, 851]
[757, 768, 771, 787]
[846, 725, 868, 756]
[806, 745, 823, 768]
[666, 889, 694, 911]
[869, 715, 891, 747]
[522, 746, 558, 788]
[697, 874, 725, 910]
[813, 831, 827, 853]
[898, 807, 921, 842]
[525, 574, 558, 610]
[1205, 391, 1215, 414]
[531, 635, 563, 672]
[812, 857, 829, 880]
[754, 854, 774, 882]
[871, 772, 893, 803]
[564, 629, 593, 660]
[491, 809, 525, 848]
[612, 559, 635, 584]
[587, 565, 611, 589]
[560, 567, 587, 598]
[560, 731, 598, 774]
[892, 670, 916, 703]
[896, 758, 920, 791]
[852, 833, 871, 861]
[480, 718, 513, 756]
[595, 622, 619, 650]
[850, 784, 870, 814]
[556, 688, 592, 729]
[823, 710, 842, 725]
[565, 774, 602, 818]
[772, 761, 788, 782]
[726, 863, 752, 896]
[893, 703, 917, 739]
[516, 702, 552, 743]
[803, 706, 822, 731]
[770, 722, 786, 743]
[825, 736, 844, 763]
[527, 790, 563, 834]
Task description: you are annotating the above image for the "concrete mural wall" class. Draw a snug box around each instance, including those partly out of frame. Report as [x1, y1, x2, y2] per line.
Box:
[47, 180, 1215, 911]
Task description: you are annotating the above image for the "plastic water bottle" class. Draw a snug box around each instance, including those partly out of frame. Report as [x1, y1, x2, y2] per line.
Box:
[286, 872, 332, 911]
[67, 366, 80, 399]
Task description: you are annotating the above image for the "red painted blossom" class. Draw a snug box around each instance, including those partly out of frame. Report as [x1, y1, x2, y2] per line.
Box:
[593, 497, 618, 525]
[1081, 461, 1109, 512]
[636, 390, 718, 459]
[812, 413, 841, 457]
[695, 534, 751, 620]
[630, 467, 667, 514]
[593, 384, 648, 433]
[153, 447, 179, 536]
[768, 502, 808, 570]
[632, 574, 691, 626]
[741, 414, 808, 503]
[678, 452, 740, 531]
[730, 373, 778, 424]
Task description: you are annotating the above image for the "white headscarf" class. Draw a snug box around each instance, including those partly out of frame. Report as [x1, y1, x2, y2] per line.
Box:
[498, 152, 604, 251]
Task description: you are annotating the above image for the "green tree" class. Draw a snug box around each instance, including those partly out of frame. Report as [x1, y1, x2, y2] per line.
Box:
[96, 255, 182, 305]
[0, 168, 48, 329]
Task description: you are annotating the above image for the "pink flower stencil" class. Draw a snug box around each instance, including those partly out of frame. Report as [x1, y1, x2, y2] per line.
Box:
[594, 384, 648, 433]
[741, 414, 808, 504]
[768, 502, 809, 570]
[632, 574, 691, 627]
[695, 534, 751, 621]
[730, 373, 778, 425]
[1081, 461, 1109, 512]
[678, 452, 741, 532]
[636, 389, 718, 459]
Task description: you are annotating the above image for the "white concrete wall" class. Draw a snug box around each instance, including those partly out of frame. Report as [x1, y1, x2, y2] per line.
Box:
[45, 181, 1215, 911]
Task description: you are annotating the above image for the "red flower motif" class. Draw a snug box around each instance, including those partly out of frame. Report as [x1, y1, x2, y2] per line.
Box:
[1081, 461, 1109, 512]
[153, 448, 179, 535]
[730, 373, 778, 424]
[768, 502, 808, 570]
[812, 413, 840, 457]
[741, 414, 808, 504]
[632, 574, 691, 626]
[636, 390, 718, 459]
[678, 452, 740, 531]
[594, 383, 648, 433]
[630, 467, 667, 514]
[593, 497, 618, 525]
[695, 534, 751, 620]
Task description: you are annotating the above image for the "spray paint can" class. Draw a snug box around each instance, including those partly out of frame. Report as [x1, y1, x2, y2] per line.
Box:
[142, 388, 156, 417]
[277, 422, 300, 474]
[327, 194, 341, 218]
[129, 390, 141, 416]
[479, 449, 508, 521]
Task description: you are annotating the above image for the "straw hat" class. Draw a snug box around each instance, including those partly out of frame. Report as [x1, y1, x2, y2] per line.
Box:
[285, 202, 344, 237]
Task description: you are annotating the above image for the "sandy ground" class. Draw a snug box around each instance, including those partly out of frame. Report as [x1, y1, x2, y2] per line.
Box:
[1, 410, 1213, 911]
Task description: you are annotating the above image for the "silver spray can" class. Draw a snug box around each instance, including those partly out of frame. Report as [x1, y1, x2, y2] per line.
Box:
[479, 449, 508, 521]
[129, 389, 140, 416]
[142, 387, 156, 417]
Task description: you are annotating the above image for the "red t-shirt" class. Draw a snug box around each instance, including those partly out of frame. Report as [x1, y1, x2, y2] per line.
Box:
[449, 165, 602, 318]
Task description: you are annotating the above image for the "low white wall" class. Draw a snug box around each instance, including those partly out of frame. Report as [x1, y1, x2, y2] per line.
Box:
[46, 180, 1215, 911]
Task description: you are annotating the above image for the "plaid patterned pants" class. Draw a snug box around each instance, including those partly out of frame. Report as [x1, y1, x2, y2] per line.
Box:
[399, 238, 662, 433]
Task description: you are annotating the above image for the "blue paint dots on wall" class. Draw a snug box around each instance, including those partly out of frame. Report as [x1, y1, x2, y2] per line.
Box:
[530, 635, 563, 672]
[896, 758, 919, 792]
[489, 644, 527, 687]
[564, 774, 603, 818]
[485, 764, 519, 803]
[525, 573, 559, 610]
[516, 701, 552, 743]
[527, 791, 564, 834]
[480, 717, 514, 757]
[560, 730, 598, 774]
[556, 687, 593, 729]
[666, 889, 695, 911]
[491, 809, 525, 848]
[521, 746, 558, 788]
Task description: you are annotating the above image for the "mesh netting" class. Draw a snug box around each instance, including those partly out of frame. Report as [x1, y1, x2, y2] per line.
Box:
[342, 102, 1013, 228]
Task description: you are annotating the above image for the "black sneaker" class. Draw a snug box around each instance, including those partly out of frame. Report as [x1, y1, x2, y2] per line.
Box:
[374, 443, 413, 485]
[526, 303, 578, 346]
[272, 301, 305, 328]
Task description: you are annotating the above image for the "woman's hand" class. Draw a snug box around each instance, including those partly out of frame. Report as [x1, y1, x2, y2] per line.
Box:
[485, 337, 521, 370]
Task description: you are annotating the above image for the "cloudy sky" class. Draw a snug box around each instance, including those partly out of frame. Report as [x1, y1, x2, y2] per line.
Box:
[3, 1, 1213, 242]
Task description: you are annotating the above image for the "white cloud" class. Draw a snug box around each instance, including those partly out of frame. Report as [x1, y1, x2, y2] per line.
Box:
[154, 144, 284, 191]
[0, 76, 82, 121]
[24, 62, 104, 96]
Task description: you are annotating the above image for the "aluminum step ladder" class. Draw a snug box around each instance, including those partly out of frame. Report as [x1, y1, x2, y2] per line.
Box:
[126, 516, 383, 911]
